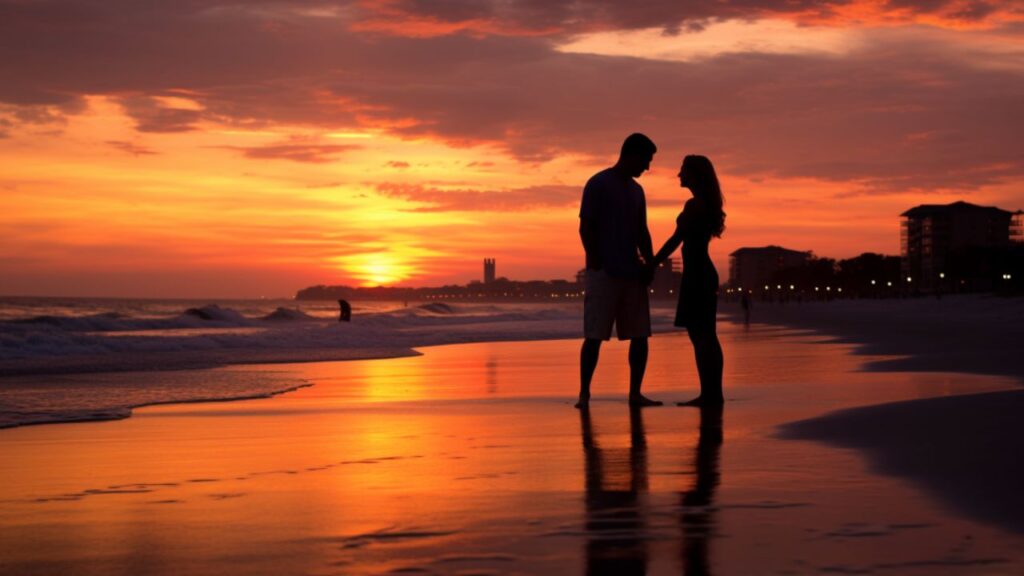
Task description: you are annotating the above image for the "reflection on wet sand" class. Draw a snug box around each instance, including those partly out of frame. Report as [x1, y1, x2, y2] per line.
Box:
[681, 405, 723, 576]
[580, 407, 650, 574]
[580, 405, 725, 575]
[4, 334, 1024, 575]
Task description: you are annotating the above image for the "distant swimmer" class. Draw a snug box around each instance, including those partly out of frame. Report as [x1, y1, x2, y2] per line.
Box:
[338, 299, 352, 322]
[740, 290, 751, 328]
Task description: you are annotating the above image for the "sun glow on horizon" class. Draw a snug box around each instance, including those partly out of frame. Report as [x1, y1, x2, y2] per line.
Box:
[333, 251, 426, 287]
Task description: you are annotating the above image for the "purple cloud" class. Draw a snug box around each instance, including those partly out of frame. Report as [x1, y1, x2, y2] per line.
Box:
[0, 0, 1020, 193]
[376, 182, 580, 211]
[221, 141, 361, 163]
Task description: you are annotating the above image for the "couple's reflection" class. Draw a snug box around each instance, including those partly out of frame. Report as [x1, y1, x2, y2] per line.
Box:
[579, 406, 722, 575]
[680, 404, 723, 576]
[580, 407, 649, 575]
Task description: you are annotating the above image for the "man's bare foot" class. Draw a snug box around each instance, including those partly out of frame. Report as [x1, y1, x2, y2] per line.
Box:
[574, 394, 590, 409]
[628, 394, 663, 407]
[677, 395, 724, 407]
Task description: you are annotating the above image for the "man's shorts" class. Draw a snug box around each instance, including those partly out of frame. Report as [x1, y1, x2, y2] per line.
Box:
[583, 269, 652, 340]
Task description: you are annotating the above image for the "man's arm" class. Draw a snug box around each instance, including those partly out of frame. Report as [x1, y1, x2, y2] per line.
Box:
[638, 195, 654, 264]
[579, 181, 601, 269]
[580, 216, 601, 269]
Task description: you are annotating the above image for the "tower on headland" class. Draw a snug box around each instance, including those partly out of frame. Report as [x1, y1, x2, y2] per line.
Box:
[483, 258, 496, 284]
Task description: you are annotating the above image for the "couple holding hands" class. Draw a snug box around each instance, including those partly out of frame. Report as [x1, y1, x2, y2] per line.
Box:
[577, 133, 725, 409]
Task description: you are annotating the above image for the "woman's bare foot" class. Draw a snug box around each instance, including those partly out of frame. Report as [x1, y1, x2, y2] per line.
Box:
[574, 394, 590, 409]
[677, 395, 724, 407]
[628, 394, 663, 407]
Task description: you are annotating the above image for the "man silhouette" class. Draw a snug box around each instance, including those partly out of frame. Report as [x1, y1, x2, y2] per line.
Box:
[576, 133, 661, 408]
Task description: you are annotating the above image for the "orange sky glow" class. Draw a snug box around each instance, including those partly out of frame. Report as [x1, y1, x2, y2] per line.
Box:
[1, 0, 1021, 297]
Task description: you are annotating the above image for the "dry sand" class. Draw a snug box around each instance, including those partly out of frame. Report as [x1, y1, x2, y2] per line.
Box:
[721, 294, 1024, 379]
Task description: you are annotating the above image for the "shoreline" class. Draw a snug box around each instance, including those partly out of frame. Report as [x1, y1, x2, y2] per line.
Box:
[0, 383, 315, 431]
[756, 294, 1024, 534]
[4, 295, 1021, 433]
[781, 388, 1024, 535]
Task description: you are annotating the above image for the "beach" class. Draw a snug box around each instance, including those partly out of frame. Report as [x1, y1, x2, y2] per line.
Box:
[721, 294, 1024, 379]
[3, 299, 1024, 575]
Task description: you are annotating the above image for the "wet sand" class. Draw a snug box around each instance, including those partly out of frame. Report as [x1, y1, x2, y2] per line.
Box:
[724, 295, 1024, 544]
[2, 321, 1024, 574]
[781, 389, 1024, 536]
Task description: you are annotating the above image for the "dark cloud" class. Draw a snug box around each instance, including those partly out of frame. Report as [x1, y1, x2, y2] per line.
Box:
[352, 0, 1016, 37]
[376, 182, 579, 211]
[221, 141, 361, 163]
[119, 96, 202, 133]
[106, 140, 157, 156]
[385, 160, 411, 168]
[337, 33, 1023, 190]
[0, 0, 1020, 192]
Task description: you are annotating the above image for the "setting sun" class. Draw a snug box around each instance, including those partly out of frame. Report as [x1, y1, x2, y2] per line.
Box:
[339, 252, 419, 286]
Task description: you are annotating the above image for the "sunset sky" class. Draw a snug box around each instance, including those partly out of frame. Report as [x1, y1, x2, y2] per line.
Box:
[1, 0, 1022, 298]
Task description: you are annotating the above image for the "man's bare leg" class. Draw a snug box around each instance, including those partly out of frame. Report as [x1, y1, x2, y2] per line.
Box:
[577, 338, 601, 409]
[628, 337, 662, 407]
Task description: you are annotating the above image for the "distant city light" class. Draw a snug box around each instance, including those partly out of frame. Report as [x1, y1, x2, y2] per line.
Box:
[906, 276, 913, 282]
[939, 272, 945, 279]
[838, 287, 843, 293]
[826, 286, 831, 291]
[789, 285, 795, 290]
[776, 285, 781, 289]
[764, 285, 769, 290]
[871, 280, 876, 285]
[887, 281, 893, 287]
[814, 287, 819, 291]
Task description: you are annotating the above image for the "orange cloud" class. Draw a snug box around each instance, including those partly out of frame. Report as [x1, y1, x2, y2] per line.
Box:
[221, 141, 361, 163]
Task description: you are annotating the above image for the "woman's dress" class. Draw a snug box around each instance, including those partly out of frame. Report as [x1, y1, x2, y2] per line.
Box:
[674, 199, 719, 331]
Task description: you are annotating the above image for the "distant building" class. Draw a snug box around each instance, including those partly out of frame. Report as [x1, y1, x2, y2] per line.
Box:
[901, 201, 1023, 292]
[651, 258, 680, 299]
[729, 246, 812, 292]
[483, 258, 496, 284]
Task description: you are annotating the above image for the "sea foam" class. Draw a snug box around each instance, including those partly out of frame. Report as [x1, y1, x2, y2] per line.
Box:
[0, 301, 677, 428]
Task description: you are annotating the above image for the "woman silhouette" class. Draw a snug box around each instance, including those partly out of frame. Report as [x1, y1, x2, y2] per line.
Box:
[650, 155, 725, 406]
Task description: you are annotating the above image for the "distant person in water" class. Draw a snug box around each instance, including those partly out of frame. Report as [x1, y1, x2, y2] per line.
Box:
[337, 299, 352, 322]
[648, 155, 726, 406]
[740, 290, 751, 328]
[576, 133, 662, 409]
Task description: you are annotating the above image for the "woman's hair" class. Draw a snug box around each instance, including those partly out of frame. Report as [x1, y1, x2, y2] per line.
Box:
[683, 155, 726, 237]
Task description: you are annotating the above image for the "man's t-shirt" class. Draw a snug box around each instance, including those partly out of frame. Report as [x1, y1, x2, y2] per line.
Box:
[579, 167, 647, 279]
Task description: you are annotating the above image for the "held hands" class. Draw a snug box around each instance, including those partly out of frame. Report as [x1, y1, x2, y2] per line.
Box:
[640, 260, 657, 287]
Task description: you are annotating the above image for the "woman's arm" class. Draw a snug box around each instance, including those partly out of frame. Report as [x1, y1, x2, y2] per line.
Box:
[651, 199, 699, 267]
[652, 225, 684, 267]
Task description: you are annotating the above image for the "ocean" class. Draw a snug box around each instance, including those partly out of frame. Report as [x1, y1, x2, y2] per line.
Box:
[1, 297, 665, 428]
